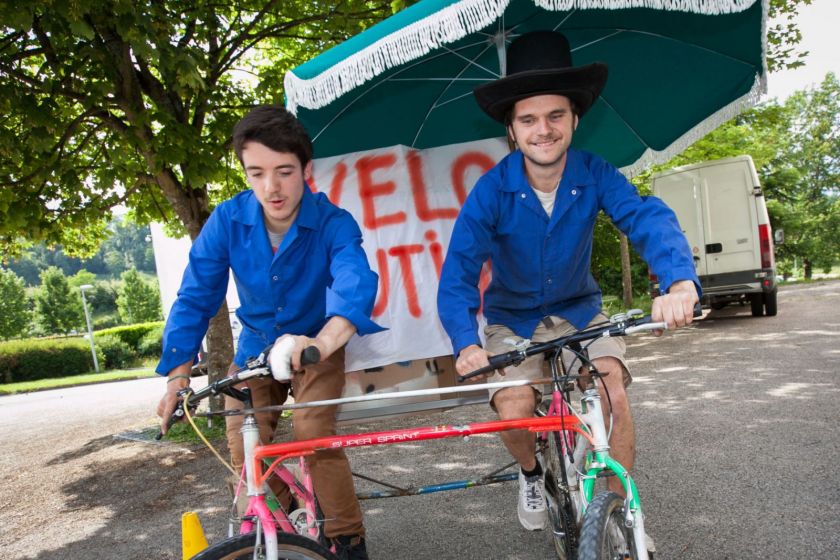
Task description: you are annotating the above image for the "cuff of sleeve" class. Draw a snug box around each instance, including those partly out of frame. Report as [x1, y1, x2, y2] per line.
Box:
[156, 348, 197, 376]
[659, 268, 702, 297]
[326, 288, 386, 337]
[452, 332, 481, 358]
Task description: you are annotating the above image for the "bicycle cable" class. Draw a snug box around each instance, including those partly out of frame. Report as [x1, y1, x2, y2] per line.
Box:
[181, 389, 238, 476]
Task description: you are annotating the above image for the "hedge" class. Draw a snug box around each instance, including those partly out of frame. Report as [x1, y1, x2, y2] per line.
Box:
[96, 321, 164, 349]
[96, 334, 139, 370]
[0, 338, 95, 383]
[137, 324, 164, 358]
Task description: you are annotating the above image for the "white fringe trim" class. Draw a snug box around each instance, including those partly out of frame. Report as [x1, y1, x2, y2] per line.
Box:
[285, 0, 761, 113]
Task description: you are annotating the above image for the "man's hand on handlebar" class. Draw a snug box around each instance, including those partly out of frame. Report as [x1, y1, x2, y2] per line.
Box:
[156, 362, 192, 435]
[651, 279, 700, 335]
[455, 344, 497, 382]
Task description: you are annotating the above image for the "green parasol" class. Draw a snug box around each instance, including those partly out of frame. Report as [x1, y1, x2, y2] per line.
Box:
[285, 0, 767, 174]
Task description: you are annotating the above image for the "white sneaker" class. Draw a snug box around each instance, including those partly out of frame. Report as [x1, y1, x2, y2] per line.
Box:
[517, 470, 547, 530]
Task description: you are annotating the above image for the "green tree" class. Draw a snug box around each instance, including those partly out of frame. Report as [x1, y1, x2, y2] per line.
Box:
[772, 73, 840, 277]
[117, 268, 163, 324]
[34, 266, 83, 334]
[0, 0, 396, 384]
[0, 268, 31, 339]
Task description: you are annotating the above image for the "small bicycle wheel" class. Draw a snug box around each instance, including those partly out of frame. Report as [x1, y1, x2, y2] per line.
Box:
[191, 531, 337, 560]
[577, 492, 637, 560]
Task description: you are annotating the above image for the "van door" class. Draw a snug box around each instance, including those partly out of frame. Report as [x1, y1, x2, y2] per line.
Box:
[698, 160, 760, 276]
[653, 171, 706, 277]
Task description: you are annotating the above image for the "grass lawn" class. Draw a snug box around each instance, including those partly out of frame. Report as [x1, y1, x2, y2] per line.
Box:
[0, 368, 157, 395]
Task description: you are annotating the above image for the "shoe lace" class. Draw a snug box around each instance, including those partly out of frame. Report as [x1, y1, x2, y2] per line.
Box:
[523, 476, 544, 510]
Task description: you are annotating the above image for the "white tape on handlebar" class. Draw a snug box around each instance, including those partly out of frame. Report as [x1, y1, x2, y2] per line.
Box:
[624, 322, 668, 335]
[269, 336, 296, 382]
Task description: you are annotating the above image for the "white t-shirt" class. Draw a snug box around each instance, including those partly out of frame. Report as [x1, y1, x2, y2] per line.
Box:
[532, 186, 558, 216]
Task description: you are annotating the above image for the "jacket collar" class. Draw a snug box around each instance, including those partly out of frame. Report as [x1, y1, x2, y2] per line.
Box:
[499, 149, 596, 192]
[231, 183, 321, 231]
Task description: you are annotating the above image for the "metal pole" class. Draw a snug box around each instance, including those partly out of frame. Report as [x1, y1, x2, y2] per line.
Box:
[80, 287, 99, 373]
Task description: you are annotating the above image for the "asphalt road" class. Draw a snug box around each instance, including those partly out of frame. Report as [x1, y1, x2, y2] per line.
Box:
[1, 280, 838, 559]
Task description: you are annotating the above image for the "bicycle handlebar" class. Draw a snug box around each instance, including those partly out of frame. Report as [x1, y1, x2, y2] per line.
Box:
[156, 344, 321, 439]
[457, 304, 702, 383]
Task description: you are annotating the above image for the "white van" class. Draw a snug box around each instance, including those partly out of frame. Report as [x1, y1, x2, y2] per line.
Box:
[650, 155, 779, 316]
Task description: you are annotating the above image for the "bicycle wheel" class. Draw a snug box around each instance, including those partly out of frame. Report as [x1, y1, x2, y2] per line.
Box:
[191, 531, 337, 560]
[577, 492, 637, 560]
[542, 421, 580, 559]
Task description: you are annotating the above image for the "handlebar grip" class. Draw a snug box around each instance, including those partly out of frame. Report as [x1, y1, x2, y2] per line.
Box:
[457, 364, 495, 383]
[155, 405, 185, 440]
[301, 345, 321, 366]
[487, 353, 510, 370]
[693, 302, 703, 318]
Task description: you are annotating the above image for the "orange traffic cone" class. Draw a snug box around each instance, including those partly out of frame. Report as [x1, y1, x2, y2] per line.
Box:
[181, 511, 209, 559]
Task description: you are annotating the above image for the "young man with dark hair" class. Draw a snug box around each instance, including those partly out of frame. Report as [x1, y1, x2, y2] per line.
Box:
[437, 31, 700, 542]
[157, 104, 380, 559]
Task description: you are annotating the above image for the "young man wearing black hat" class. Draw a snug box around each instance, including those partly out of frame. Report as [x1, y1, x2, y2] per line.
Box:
[437, 31, 700, 536]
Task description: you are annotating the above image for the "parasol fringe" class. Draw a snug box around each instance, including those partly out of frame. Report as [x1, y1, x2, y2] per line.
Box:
[285, 0, 761, 114]
[534, 0, 756, 13]
[619, 70, 767, 178]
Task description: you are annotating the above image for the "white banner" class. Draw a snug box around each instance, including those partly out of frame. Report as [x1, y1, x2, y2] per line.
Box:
[311, 138, 509, 371]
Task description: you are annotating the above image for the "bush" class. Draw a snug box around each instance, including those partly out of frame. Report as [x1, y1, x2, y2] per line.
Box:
[137, 324, 164, 358]
[96, 334, 139, 369]
[92, 313, 121, 330]
[96, 321, 164, 349]
[0, 338, 94, 383]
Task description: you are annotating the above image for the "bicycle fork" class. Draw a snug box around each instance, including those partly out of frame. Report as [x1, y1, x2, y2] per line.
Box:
[579, 389, 649, 560]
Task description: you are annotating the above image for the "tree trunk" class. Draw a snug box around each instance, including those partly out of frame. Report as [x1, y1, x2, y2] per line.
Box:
[620, 233, 633, 307]
[206, 302, 234, 413]
[803, 258, 812, 279]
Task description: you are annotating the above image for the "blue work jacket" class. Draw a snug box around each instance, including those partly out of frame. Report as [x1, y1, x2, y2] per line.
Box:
[156, 186, 383, 375]
[437, 149, 699, 356]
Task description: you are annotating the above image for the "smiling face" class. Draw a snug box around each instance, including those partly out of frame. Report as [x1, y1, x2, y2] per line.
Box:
[241, 141, 312, 234]
[507, 94, 578, 175]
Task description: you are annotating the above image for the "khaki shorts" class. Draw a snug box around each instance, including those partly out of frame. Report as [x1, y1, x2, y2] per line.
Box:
[484, 313, 631, 406]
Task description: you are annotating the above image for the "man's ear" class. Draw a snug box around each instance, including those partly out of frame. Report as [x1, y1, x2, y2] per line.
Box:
[573, 114, 579, 131]
[303, 160, 314, 181]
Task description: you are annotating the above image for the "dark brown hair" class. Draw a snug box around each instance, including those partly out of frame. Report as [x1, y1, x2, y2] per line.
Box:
[232, 105, 313, 167]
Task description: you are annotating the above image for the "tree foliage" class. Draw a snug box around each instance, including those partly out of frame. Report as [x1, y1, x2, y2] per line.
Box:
[0, 0, 396, 257]
[34, 266, 83, 335]
[116, 268, 163, 324]
[767, 0, 813, 72]
[0, 268, 31, 339]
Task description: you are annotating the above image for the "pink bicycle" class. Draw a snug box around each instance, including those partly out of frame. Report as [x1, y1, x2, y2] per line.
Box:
[167, 307, 697, 559]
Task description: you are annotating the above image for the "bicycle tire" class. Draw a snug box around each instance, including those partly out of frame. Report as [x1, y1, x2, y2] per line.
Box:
[540, 407, 580, 560]
[191, 531, 337, 560]
[577, 492, 637, 560]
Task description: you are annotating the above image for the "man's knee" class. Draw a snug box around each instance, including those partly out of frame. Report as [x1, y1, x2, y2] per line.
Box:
[492, 386, 539, 420]
[292, 410, 338, 441]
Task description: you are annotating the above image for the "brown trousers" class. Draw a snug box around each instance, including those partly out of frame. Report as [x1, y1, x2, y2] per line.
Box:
[224, 347, 364, 538]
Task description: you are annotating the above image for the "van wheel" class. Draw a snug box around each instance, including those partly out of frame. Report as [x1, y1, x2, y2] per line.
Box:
[764, 290, 778, 316]
[750, 293, 764, 316]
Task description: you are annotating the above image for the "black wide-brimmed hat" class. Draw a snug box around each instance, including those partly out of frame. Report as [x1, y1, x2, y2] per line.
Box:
[474, 31, 608, 123]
